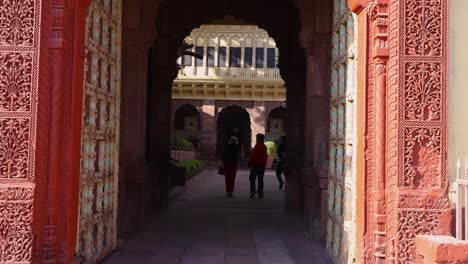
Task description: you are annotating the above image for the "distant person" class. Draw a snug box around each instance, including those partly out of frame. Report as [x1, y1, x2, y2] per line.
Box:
[249, 134, 268, 199]
[222, 136, 239, 198]
[276, 136, 286, 190]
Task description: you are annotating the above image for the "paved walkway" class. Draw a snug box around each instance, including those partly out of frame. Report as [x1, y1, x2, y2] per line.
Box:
[102, 169, 331, 264]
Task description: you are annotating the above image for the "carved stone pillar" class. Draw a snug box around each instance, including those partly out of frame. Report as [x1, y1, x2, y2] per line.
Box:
[388, 0, 450, 262]
[353, 0, 451, 262]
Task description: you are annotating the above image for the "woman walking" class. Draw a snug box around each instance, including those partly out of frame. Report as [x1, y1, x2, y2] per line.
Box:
[222, 136, 239, 197]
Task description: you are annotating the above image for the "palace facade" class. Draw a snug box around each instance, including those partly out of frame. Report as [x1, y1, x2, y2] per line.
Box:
[171, 25, 286, 162]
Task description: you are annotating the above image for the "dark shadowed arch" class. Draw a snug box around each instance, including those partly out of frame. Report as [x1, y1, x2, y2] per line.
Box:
[267, 106, 287, 132]
[216, 106, 251, 162]
[173, 104, 200, 131]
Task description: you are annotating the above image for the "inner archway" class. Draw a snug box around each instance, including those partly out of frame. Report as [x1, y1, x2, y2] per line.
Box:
[216, 105, 252, 163]
[266, 106, 287, 142]
[173, 104, 200, 131]
[173, 104, 201, 149]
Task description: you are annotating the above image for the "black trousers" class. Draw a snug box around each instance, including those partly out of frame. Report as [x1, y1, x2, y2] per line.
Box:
[249, 166, 265, 195]
[275, 161, 284, 184]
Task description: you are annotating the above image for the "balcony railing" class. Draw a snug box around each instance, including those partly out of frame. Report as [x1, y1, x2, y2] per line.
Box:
[172, 81, 286, 101]
[178, 66, 282, 79]
[456, 157, 468, 240]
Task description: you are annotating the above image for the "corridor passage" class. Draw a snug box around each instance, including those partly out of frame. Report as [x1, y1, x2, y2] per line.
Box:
[102, 170, 331, 264]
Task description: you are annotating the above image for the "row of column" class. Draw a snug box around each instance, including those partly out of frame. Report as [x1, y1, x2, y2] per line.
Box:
[181, 46, 274, 69]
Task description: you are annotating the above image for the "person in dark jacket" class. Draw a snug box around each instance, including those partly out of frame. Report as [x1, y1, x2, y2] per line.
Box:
[222, 136, 239, 197]
[249, 134, 268, 199]
[276, 136, 286, 190]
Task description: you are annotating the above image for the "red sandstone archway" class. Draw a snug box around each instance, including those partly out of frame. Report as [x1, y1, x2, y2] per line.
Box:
[0, 0, 451, 263]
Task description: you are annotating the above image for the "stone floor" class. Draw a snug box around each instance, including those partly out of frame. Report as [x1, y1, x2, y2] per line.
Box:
[102, 169, 332, 264]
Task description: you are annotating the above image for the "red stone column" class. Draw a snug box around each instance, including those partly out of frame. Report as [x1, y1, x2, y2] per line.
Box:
[389, 0, 451, 261]
[300, 33, 332, 237]
[200, 99, 216, 165]
[117, 43, 152, 236]
[7, 0, 94, 262]
[251, 101, 266, 147]
[116, 0, 159, 237]
[149, 32, 179, 209]
[150, 67, 173, 209]
[349, 0, 452, 262]
[297, 0, 333, 237]
[283, 75, 306, 210]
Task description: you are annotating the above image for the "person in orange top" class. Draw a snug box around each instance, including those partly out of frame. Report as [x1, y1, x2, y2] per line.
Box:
[249, 133, 268, 199]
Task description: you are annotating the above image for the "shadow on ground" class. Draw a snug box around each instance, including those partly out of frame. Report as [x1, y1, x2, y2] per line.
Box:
[101, 169, 332, 264]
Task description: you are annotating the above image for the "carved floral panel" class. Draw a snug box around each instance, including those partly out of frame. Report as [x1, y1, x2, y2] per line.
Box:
[0, 0, 35, 46]
[397, 195, 449, 263]
[402, 127, 441, 188]
[0, 0, 38, 262]
[404, 0, 442, 56]
[397, 210, 443, 262]
[0, 118, 29, 180]
[0, 187, 34, 263]
[0, 52, 32, 112]
[396, 0, 449, 263]
[404, 62, 441, 121]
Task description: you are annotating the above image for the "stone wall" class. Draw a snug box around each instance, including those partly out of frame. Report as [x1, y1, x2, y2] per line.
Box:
[448, 0, 468, 207]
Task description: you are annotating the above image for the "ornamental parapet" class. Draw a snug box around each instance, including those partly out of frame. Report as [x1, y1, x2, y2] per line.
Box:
[172, 79, 286, 101]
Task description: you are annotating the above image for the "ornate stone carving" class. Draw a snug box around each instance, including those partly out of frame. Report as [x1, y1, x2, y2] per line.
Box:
[404, 0, 442, 56]
[398, 195, 450, 210]
[403, 127, 441, 188]
[0, 52, 32, 112]
[397, 210, 444, 262]
[404, 62, 441, 121]
[397, 195, 449, 262]
[367, 1, 391, 262]
[0, 118, 29, 180]
[0, 187, 34, 262]
[0, 0, 35, 46]
[394, 0, 449, 262]
[0, 0, 38, 262]
[385, 0, 401, 261]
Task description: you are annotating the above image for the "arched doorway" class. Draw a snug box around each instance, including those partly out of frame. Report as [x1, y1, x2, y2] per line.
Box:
[173, 104, 201, 149]
[266, 106, 286, 142]
[216, 106, 251, 163]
